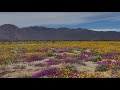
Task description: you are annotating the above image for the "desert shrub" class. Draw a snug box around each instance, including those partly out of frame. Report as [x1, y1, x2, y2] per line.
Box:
[92, 56, 102, 62]
[96, 65, 107, 72]
[47, 53, 54, 57]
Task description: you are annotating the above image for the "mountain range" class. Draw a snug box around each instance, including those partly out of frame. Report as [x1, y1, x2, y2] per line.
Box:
[0, 24, 120, 41]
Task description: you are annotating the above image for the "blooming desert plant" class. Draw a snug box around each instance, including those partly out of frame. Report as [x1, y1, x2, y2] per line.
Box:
[32, 67, 58, 78]
[24, 56, 44, 62]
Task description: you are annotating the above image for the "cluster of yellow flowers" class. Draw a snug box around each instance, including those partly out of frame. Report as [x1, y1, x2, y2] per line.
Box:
[0, 41, 120, 64]
[0, 41, 120, 53]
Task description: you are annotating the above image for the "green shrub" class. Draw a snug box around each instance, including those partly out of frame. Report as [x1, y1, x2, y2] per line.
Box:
[96, 65, 107, 72]
[92, 56, 102, 62]
[48, 53, 54, 57]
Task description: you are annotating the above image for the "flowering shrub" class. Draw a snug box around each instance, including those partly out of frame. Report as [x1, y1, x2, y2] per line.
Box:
[97, 61, 120, 68]
[32, 67, 58, 78]
[24, 56, 44, 62]
[32, 66, 77, 78]
[46, 59, 62, 65]
[64, 57, 80, 64]
[100, 53, 118, 59]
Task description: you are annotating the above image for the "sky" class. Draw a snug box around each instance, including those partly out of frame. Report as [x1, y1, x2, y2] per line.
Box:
[0, 12, 120, 31]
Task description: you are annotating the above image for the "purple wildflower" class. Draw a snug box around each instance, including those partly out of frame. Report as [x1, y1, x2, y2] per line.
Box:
[32, 67, 58, 78]
[80, 55, 88, 60]
[57, 55, 67, 59]
[24, 56, 44, 62]
[64, 58, 79, 63]
[46, 59, 61, 65]
[97, 61, 112, 68]
[55, 48, 68, 53]
[101, 53, 118, 59]
[112, 61, 120, 66]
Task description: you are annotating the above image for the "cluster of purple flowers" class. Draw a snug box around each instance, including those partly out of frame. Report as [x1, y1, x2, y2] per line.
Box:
[79, 55, 88, 60]
[97, 61, 111, 67]
[32, 67, 58, 78]
[114, 61, 120, 66]
[46, 59, 62, 65]
[57, 55, 67, 59]
[64, 57, 79, 63]
[100, 53, 118, 59]
[79, 53, 91, 60]
[79, 52, 97, 60]
[55, 48, 68, 53]
[97, 60, 120, 67]
[24, 56, 44, 62]
[83, 52, 92, 55]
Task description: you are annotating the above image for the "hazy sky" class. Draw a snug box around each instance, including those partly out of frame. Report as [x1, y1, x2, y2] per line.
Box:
[0, 12, 120, 31]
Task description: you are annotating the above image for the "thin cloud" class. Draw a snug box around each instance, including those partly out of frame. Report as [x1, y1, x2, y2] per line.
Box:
[91, 29, 120, 32]
[0, 12, 119, 28]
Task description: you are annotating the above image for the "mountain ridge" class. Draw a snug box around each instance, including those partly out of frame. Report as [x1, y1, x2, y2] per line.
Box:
[0, 24, 120, 41]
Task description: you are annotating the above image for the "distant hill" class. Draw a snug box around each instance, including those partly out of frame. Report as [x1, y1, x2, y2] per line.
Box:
[0, 24, 120, 41]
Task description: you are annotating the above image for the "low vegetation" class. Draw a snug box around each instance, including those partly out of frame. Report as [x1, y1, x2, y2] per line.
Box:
[0, 41, 120, 78]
